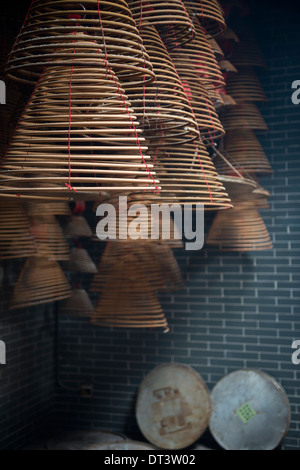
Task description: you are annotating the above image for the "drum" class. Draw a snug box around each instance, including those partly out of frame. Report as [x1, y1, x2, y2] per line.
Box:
[136, 363, 212, 450]
[209, 369, 291, 450]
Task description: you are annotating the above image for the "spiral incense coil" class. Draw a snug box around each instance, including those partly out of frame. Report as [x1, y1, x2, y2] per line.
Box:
[5, 0, 155, 86]
[148, 242, 185, 292]
[220, 129, 273, 175]
[127, 0, 195, 49]
[30, 214, 71, 260]
[205, 86, 225, 109]
[60, 288, 94, 317]
[0, 60, 160, 199]
[123, 23, 199, 146]
[229, 29, 267, 69]
[184, 0, 226, 37]
[90, 253, 169, 331]
[10, 257, 72, 310]
[62, 247, 97, 273]
[220, 93, 237, 107]
[206, 203, 273, 252]
[226, 67, 268, 103]
[219, 60, 238, 74]
[170, 66, 225, 144]
[220, 102, 268, 131]
[152, 141, 232, 208]
[64, 215, 93, 238]
[91, 242, 167, 292]
[207, 34, 224, 60]
[0, 199, 38, 260]
[93, 193, 184, 245]
[169, 12, 224, 90]
[25, 201, 72, 216]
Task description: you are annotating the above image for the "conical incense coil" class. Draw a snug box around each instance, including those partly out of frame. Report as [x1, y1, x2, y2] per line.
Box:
[0, 199, 38, 260]
[184, 0, 226, 37]
[220, 102, 268, 131]
[148, 242, 185, 292]
[123, 23, 199, 146]
[90, 253, 169, 331]
[127, 0, 195, 49]
[91, 242, 167, 292]
[206, 203, 273, 251]
[30, 214, 71, 260]
[25, 201, 72, 216]
[220, 129, 273, 175]
[64, 215, 93, 238]
[10, 257, 72, 310]
[218, 26, 240, 44]
[219, 60, 238, 74]
[211, 148, 264, 203]
[168, 13, 225, 90]
[229, 28, 267, 69]
[220, 92, 237, 107]
[93, 193, 184, 245]
[152, 141, 232, 208]
[5, 1, 155, 86]
[60, 288, 94, 317]
[62, 247, 97, 273]
[226, 67, 267, 103]
[0, 60, 160, 199]
[205, 85, 225, 110]
[171, 68, 225, 144]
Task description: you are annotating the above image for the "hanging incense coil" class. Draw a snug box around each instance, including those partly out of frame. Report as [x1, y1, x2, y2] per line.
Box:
[60, 288, 94, 317]
[185, 0, 226, 37]
[91, 253, 169, 331]
[93, 193, 184, 245]
[152, 141, 232, 208]
[0, 58, 160, 199]
[127, 0, 195, 49]
[206, 203, 273, 251]
[220, 130, 273, 175]
[0, 199, 38, 260]
[5, 1, 155, 86]
[25, 201, 72, 216]
[220, 92, 237, 107]
[30, 214, 71, 260]
[226, 67, 267, 103]
[10, 257, 72, 310]
[64, 215, 93, 238]
[62, 247, 97, 273]
[207, 34, 224, 60]
[171, 68, 225, 144]
[229, 27, 267, 69]
[205, 86, 225, 109]
[123, 23, 199, 146]
[219, 27, 240, 44]
[219, 60, 238, 74]
[211, 147, 264, 202]
[91, 241, 184, 293]
[91, 242, 167, 292]
[168, 13, 225, 90]
[148, 242, 185, 292]
[220, 102, 268, 131]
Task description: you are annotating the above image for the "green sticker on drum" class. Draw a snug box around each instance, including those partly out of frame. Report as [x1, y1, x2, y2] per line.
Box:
[236, 403, 257, 424]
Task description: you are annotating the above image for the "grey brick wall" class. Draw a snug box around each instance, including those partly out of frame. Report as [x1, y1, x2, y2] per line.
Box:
[0, 260, 56, 450]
